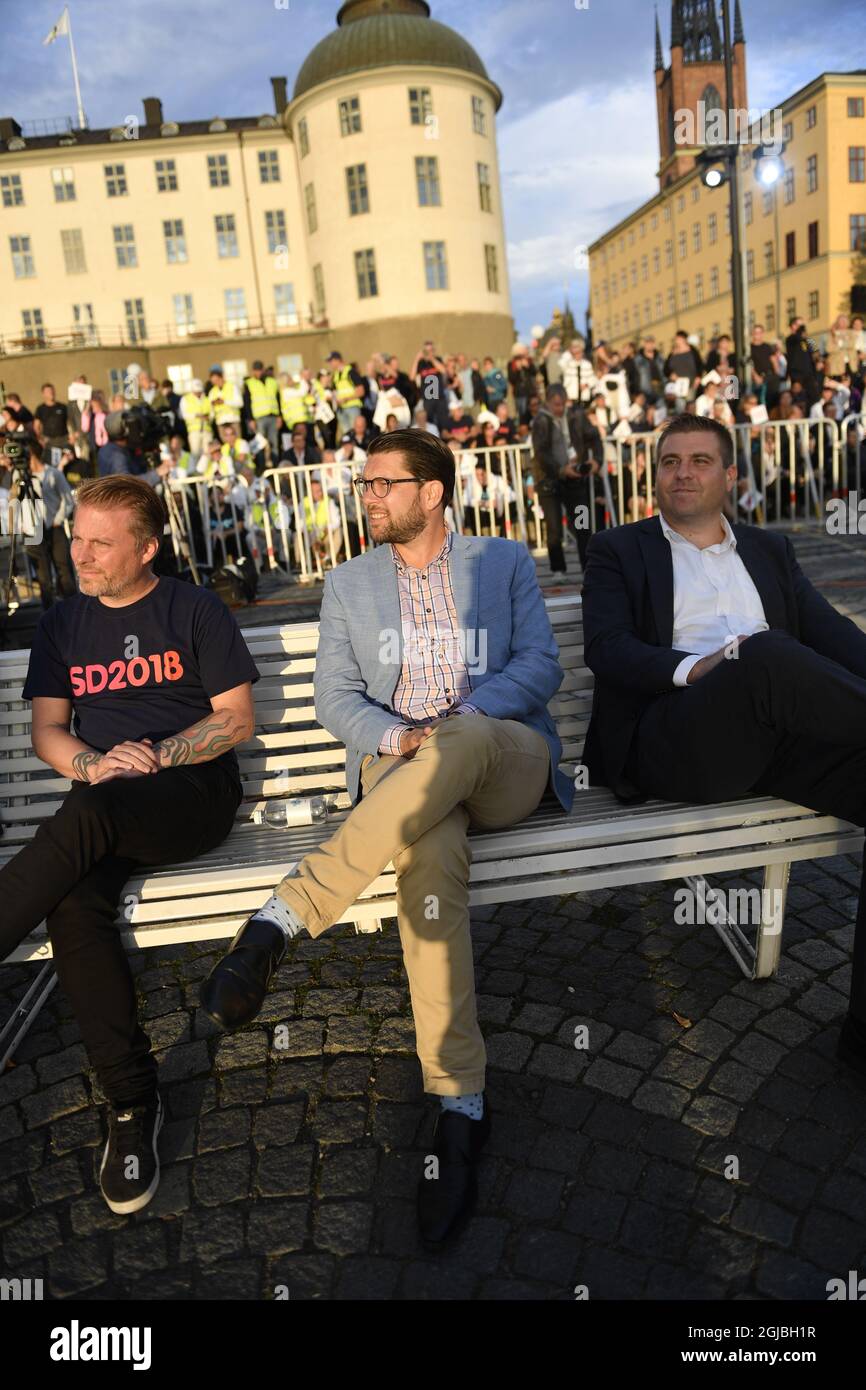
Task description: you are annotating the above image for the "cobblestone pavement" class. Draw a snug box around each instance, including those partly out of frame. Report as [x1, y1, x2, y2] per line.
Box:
[2, 526, 866, 1301]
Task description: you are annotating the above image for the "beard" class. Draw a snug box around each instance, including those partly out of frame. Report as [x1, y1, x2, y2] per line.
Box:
[75, 562, 143, 599]
[369, 493, 429, 545]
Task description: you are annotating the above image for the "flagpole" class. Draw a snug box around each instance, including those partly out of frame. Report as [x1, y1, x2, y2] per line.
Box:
[64, 7, 87, 130]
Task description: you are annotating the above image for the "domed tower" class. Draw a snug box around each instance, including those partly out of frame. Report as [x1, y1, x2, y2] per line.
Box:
[286, 0, 512, 360]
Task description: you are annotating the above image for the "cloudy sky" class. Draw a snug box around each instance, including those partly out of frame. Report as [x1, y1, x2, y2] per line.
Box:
[1, 0, 860, 340]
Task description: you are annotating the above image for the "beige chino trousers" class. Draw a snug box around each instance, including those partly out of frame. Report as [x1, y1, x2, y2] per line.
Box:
[275, 714, 551, 1095]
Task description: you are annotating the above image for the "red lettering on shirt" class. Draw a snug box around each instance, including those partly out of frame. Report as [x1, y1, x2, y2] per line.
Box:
[68, 649, 185, 696]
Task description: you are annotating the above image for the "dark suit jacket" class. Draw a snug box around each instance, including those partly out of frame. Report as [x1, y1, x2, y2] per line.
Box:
[582, 516, 866, 799]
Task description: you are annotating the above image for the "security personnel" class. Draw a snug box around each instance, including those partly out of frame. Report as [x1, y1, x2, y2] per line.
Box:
[278, 374, 311, 433]
[326, 350, 365, 436]
[208, 366, 243, 440]
[180, 379, 213, 458]
[243, 360, 281, 460]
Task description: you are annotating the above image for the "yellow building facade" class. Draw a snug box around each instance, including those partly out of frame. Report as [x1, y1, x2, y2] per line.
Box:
[589, 11, 866, 359]
[0, 0, 513, 401]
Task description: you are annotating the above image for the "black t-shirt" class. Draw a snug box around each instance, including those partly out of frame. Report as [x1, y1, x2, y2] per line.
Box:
[750, 343, 776, 376]
[35, 402, 69, 438]
[22, 577, 260, 783]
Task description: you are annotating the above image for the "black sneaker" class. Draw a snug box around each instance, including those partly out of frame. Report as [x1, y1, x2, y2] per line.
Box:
[99, 1092, 164, 1215]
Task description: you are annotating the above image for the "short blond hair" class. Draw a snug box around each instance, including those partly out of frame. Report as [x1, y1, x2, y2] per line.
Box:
[75, 475, 167, 551]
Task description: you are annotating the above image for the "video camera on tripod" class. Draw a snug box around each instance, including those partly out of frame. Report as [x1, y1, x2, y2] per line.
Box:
[106, 402, 170, 466]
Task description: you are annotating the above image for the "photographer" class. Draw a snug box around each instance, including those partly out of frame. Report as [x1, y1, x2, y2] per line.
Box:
[10, 433, 76, 610]
[96, 409, 171, 487]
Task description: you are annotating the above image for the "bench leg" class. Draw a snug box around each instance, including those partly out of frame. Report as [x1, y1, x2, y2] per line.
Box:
[0, 964, 58, 1072]
[753, 860, 790, 980]
[354, 918, 384, 935]
[683, 874, 756, 979]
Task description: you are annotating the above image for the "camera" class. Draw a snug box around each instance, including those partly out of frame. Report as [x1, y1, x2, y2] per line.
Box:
[2, 434, 27, 467]
[122, 403, 169, 454]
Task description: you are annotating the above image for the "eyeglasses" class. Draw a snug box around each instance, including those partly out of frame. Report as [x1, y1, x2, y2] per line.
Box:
[352, 476, 423, 498]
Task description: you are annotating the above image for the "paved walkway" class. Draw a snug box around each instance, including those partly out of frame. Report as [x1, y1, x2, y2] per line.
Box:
[2, 524, 866, 1300]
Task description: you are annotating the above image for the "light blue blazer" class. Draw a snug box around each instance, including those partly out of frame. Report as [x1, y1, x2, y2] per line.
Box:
[313, 534, 575, 813]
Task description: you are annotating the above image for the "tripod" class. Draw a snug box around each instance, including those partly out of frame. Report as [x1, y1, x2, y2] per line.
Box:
[1, 464, 43, 641]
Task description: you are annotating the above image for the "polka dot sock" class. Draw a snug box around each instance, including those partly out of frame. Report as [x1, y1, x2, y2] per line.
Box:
[440, 1091, 485, 1121]
[253, 892, 305, 940]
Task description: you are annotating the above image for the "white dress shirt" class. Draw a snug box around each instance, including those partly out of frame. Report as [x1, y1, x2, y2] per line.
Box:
[659, 511, 769, 686]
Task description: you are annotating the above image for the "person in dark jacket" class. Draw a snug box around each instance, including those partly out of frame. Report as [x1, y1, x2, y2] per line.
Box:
[785, 318, 820, 406]
[531, 384, 581, 574]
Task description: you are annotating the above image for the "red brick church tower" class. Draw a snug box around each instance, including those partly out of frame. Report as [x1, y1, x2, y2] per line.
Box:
[654, 0, 748, 188]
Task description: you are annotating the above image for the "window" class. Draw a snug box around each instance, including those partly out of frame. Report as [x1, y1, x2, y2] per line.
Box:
[409, 87, 432, 125]
[709, 266, 719, 296]
[652, 246, 660, 274]
[72, 303, 97, 346]
[224, 288, 248, 329]
[173, 293, 195, 335]
[654, 293, 662, 316]
[695, 272, 704, 304]
[265, 209, 287, 255]
[21, 308, 45, 344]
[678, 230, 686, 258]
[640, 254, 648, 280]
[850, 147, 866, 182]
[766, 305, 775, 331]
[630, 261, 637, 287]
[423, 240, 448, 290]
[805, 105, 816, 130]
[639, 221, 646, 237]
[677, 194, 685, 212]
[764, 240, 774, 274]
[651, 212, 658, 230]
[664, 204, 671, 222]
[471, 95, 486, 135]
[312, 263, 326, 317]
[680, 280, 689, 308]
[744, 192, 752, 225]
[484, 243, 498, 293]
[339, 96, 361, 135]
[664, 238, 673, 267]
[415, 156, 440, 207]
[786, 297, 797, 321]
[258, 149, 280, 183]
[477, 162, 492, 212]
[274, 282, 297, 327]
[163, 218, 187, 263]
[346, 163, 369, 215]
[207, 153, 230, 187]
[851, 213, 866, 251]
[52, 166, 75, 202]
[304, 182, 317, 234]
[61, 227, 86, 274]
[666, 286, 675, 313]
[155, 158, 177, 192]
[808, 220, 818, 259]
[215, 213, 238, 257]
[785, 230, 796, 267]
[620, 269, 627, 291]
[619, 236, 624, 252]
[113, 224, 137, 268]
[708, 211, 717, 244]
[783, 121, 793, 142]
[849, 97, 865, 118]
[0, 173, 23, 206]
[762, 188, 773, 215]
[623, 309, 630, 331]
[124, 298, 146, 343]
[354, 248, 378, 299]
[806, 154, 817, 193]
[297, 117, 309, 158]
[692, 222, 701, 252]
[628, 228, 635, 245]
[783, 168, 795, 203]
[104, 163, 127, 196]
[692, 184, 700, 203]
[746, 249, 754, 283]
[808, 290, 819, 319]
[10, 234, 34, 277]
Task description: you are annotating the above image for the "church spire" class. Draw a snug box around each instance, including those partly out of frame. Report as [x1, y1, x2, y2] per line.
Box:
[734, 0, 745, 43]
[654, 8, 664, 69]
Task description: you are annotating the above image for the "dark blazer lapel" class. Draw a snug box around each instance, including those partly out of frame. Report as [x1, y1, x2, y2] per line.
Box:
[733, 526, 787, 629]
[638, 517, 674, 645]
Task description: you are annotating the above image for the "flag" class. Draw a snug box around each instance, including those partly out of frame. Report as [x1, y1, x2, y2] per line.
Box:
[43, 8, 69, 45]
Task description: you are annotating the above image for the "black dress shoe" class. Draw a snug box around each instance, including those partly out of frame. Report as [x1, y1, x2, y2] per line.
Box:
[837, 1013, 866, 1079]
[417, 1104, 492, 1249]
[199, 916, 287, 1030]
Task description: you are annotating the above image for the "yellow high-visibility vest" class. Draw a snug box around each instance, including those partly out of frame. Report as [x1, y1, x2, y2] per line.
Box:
[173, 450, 195, 474]
[279, 386, 311, 428]
[208, 382, 242, 424]
[245, 374, 280, 419]
[181, 392, 212, 427]
[303, 495, 332, 532]
[333, 365, 362, 408]
[303, 379, 327, 413]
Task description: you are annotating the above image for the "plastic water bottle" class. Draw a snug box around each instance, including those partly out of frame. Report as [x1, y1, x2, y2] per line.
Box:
[252, 796, 329, 828]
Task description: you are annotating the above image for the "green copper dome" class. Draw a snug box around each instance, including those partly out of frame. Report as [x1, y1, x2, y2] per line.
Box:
[293, 1, 501, 108]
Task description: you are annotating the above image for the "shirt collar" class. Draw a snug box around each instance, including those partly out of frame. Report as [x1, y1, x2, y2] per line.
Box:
[391, 529, 452, 576]
[658, 511, 736, 554]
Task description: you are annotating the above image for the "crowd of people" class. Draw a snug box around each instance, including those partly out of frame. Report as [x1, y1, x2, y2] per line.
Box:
[3, 316, 866, 606]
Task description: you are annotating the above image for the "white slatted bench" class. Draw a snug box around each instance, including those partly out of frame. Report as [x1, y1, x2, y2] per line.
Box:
[1, 594, 863, 1066]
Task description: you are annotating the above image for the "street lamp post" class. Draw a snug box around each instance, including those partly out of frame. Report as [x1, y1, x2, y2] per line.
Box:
[721, 0, 747, 392]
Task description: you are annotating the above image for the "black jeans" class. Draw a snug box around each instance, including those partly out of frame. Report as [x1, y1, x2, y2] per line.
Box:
[25, 526, 76, 610]
[537, 480, 565, 573]
[0, 761, 241, 1105]
[629, 630, 866, 1020]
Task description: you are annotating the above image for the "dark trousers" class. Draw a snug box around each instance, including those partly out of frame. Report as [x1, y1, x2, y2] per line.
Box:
[628, 630, 866, 1020]
[0, 762, 241, 1105]
[537, 482, 565, 573]
[25, 526, 75, 610]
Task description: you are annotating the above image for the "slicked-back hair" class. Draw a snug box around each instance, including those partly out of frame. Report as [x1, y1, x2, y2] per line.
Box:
[367, 427, 455, 509]
[75, 474, 168, 552]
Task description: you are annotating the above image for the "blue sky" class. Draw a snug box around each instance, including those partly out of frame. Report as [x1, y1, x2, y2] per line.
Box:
[1, 0, 861, 341]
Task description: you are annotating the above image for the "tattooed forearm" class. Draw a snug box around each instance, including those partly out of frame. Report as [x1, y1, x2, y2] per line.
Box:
[152, 708, 249, 769]
[72, 750, 103, 783]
